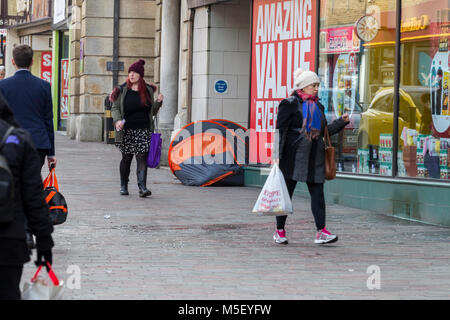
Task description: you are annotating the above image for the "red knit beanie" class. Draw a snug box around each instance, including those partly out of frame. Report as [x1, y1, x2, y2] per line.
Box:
[128, 59, 145, 78]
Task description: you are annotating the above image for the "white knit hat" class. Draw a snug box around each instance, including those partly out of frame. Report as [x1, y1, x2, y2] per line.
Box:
[294, 68, 320, 90]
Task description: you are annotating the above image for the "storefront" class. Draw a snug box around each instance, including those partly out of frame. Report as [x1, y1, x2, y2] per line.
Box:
[243, 0, 450, 226]
[51, 0, 71, 131]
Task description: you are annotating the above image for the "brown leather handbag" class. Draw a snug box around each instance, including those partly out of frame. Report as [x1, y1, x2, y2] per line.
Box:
[324, 126, 336, 180]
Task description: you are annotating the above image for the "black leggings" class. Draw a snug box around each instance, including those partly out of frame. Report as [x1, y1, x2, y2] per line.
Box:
[276, 179, 326, 231]
[120, 152, 148, 183]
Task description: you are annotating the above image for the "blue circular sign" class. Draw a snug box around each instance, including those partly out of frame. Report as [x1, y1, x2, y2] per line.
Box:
[214, 80, 228, 94]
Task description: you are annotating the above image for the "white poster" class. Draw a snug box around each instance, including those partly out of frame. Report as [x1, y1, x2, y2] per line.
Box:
[53, 0, 66, 24]
[332, 53, 358, 119]
[430, 51, 450, 137]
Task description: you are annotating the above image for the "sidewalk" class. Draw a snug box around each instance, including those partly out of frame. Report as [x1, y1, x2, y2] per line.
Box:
[21, 133, 450, 299]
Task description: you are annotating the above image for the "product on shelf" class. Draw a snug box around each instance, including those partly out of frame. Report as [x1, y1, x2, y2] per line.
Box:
[379, 163, 392, 176]
[440, 166, 449, 179]
[440, 149, 448, 167]
[398, 151, 406, 177]
[357, 149, 369, 174]
[379, 133, 393, 148]
[402, 145, 417, 177]
[416, 148, 424, 165]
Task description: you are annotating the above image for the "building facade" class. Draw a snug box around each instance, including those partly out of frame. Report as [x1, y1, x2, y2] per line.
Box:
[67, 0, 158, 142]
[168, 0, 450, 226]
[2, 0, 449, 225]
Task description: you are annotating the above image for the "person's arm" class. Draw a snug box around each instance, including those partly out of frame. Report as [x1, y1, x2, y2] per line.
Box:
[151, 89, 163, 117]
[327, 115, 349, 136]
[111, 87, 124, 130]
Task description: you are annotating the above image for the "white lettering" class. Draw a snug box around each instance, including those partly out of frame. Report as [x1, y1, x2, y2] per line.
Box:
[264, 3, 276, 42]
[42, 53, 52, 67]
[300, 39, 311, 71]
[256, 5, 265, 43]
[66, 265, 81, 290]
[255, 44, 267, 99]
[264, 43, 276, 99]
[276, 42, 286, 98]
[282, 1, 291, 40]
[256, 101, 263, 132]
[293, 0, 303, 38]
[274, 2, 283, 41]
[367, 265, 381, 290]
[303, 0, 312, 37]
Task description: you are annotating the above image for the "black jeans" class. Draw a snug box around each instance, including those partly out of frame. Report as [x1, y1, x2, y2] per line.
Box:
[276, 179, 326, 231]
[0, 266, 23, 300]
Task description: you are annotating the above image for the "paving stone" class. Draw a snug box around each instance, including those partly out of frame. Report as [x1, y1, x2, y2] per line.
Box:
[19, 134, 450, 299]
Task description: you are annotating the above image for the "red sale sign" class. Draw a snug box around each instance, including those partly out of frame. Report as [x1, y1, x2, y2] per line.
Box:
[250, 0, 317, 164]
[60, 59, 69, 119]
[41, 51, 52, 83]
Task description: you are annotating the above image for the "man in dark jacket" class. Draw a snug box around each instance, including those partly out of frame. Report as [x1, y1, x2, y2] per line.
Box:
[0, 44, 56, 170]
[0, 96, 54, 300]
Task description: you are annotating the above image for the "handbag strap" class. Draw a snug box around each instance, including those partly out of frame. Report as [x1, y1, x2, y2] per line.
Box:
[324, 125, 332, 148]
[43, 168, 59, 191]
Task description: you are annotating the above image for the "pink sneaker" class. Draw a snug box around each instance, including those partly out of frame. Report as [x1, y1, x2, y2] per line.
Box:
[314, 227, 338, 244]
[273, 229, 288, 244]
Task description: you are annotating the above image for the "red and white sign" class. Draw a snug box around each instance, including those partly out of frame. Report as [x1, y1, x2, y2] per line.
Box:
[60, 59, 69, 119]
[250, 0, 317, 164]
[320, 26, 360, 54]
[40, 51, 52, 83]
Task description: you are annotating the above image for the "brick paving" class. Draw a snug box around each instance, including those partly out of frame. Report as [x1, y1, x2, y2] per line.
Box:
[20, 133, 450, 299]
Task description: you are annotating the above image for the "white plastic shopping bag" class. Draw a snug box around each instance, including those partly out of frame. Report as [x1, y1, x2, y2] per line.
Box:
[22, 263, 64, 300]
[252, 163, 293, 216]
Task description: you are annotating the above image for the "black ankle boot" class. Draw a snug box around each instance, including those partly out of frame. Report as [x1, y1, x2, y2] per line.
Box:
[120, 183, 129, 195]
[137, 170, 151, 197]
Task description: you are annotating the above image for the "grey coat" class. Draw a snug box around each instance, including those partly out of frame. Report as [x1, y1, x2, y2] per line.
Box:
[111, 84, 162, 144]
[277, 92, 348, 183]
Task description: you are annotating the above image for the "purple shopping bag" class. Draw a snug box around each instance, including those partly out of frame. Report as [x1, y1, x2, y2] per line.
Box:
[147, 133, 162, 168]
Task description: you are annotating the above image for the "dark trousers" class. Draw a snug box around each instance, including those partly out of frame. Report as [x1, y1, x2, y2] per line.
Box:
[0, 266, 23, 300]
[276, 179, 326, 231]
[120, 152, 148, 184]
[37, 149, 49, 172]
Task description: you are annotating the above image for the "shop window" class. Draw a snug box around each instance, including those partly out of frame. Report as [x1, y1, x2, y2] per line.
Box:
[319, 0, 396, 175]
[400, 1, 450, 180]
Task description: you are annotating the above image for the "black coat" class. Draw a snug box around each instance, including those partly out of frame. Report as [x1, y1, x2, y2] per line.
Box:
[276, 91, 348, 183]
[0, 97, 54, 266]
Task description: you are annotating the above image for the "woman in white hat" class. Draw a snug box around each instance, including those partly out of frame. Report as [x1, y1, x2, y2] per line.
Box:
[272, 68, 349, 245]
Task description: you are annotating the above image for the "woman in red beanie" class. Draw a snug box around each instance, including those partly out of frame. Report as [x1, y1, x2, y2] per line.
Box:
[110, 59, 164, 197]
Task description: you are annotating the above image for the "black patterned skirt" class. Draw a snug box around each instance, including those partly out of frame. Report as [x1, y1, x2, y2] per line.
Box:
[116, 128, 152, 154]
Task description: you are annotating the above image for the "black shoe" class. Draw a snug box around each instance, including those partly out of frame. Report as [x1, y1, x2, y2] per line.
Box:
[137, 170, 152, 198]
[120, 184, 129, 196]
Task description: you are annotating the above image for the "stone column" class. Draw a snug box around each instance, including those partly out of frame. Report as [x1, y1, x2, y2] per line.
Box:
[4, 29, 20, 78]
[158, 0, 180, 165]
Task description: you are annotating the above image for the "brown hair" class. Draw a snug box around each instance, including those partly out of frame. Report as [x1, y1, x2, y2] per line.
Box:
[13, 45, 33, 68]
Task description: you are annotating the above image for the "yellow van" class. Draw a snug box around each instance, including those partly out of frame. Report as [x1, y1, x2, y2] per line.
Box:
[357, 86, 431, 148]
